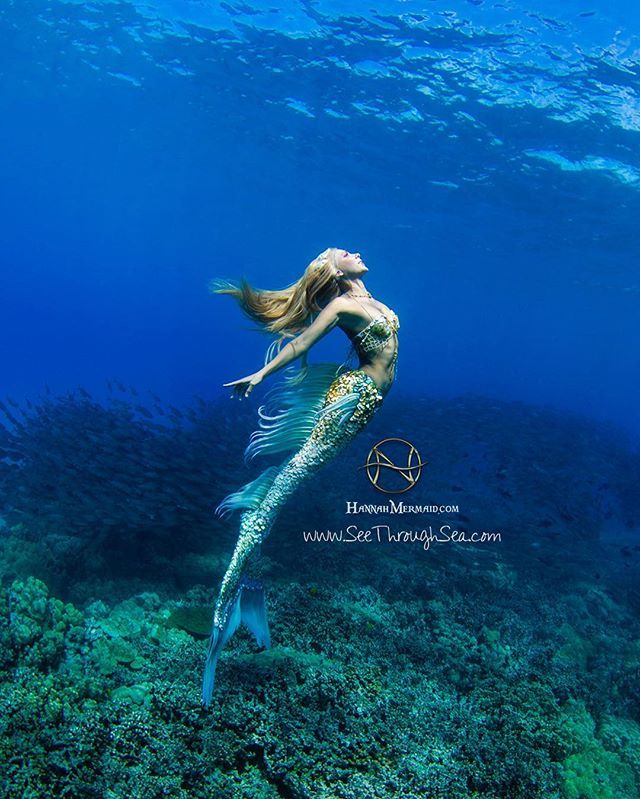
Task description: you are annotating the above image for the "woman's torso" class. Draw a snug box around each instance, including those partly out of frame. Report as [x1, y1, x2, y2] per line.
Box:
[339, 297, 400, 396]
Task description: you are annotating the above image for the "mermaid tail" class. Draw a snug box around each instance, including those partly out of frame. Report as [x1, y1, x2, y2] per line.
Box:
[202, 363, 383, 705]
[202, 576, 270, 704]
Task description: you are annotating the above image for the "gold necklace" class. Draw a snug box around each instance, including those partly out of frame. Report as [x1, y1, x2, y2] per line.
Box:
[345, 290, 372, 299]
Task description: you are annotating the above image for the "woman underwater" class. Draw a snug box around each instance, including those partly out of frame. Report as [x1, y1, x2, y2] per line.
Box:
[203, 247, 400, 704]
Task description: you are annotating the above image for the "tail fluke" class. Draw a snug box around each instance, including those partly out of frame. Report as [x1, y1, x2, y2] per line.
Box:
[201, 578, 271, 706]
[202, 592, 242, 706]
[239, 577, 271, 649]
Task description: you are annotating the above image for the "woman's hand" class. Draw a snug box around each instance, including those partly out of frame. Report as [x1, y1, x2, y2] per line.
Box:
[223, 370, 264, 399]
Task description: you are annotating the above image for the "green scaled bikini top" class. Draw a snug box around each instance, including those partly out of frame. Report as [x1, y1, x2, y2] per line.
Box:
[352, 310, 400, 358]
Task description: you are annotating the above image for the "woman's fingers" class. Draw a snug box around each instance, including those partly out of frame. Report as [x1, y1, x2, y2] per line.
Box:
[222, 377, 256, 399]
[222, 373, 261, 400]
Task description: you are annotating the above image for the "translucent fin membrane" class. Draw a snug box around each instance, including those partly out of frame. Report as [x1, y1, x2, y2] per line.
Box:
[264, 335, 287, 366]
[215, 465, 279, 518]
[245, 362, 343, 462]
[316, 391, 360, 426]
[264, 335, 309, 385]
[201, 577, 271, 706]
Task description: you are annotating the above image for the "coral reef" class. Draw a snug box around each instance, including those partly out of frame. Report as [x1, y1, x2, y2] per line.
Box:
[1, 547, 639, 799]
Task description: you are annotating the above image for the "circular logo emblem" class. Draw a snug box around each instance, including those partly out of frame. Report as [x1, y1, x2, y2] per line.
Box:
[363, 437, 427, 494]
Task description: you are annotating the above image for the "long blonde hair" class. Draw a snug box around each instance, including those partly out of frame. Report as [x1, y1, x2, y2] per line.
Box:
[209, 247, 343, 343]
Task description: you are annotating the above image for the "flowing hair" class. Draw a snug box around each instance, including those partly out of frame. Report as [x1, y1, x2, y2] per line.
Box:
[209, 247, 343, 362]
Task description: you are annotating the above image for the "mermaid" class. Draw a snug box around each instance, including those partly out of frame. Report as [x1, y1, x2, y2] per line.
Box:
[202, 247, 400, 705]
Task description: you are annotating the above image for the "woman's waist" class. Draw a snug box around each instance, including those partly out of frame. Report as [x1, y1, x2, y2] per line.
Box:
[355, 362, 396, 397]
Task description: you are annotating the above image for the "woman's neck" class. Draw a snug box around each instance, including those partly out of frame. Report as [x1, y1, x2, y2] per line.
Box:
[342, 278, 369, 297]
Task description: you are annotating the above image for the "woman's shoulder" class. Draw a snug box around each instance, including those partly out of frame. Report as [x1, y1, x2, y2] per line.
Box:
[315, 295, 352, 322]
[328, 295, 365, 316]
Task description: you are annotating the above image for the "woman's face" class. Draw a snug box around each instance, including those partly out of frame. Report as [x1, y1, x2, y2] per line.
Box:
[335, 249, 368, 277]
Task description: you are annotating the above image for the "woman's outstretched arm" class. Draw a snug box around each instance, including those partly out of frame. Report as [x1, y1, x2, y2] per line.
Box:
[224, 296, 346, 399]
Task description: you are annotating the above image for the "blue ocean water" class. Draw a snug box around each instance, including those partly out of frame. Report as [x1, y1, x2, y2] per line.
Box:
[1, 2, 640, 798]
[1, 0, 639, 440]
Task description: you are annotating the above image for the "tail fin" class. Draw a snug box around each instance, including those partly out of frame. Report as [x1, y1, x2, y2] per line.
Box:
[201, 578, 271, 706]
[239, 577, 271, 649]
[245, 362, 343, 461]
[215, 466, 279, 518]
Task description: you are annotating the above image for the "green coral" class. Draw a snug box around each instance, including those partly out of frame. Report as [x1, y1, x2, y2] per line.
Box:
[6, 577, 84, 670]
[165, 604, 212, 638]
[111, 683, 153, 707]
[562, 742, 637, 799]
[558, 703, 640, 799]
[237, 644, 341, 675]
[554, 623, 595, 672]
[560, 699, 597, 754]
[599, 715, 640, 785]
[90, 636, 139, 676]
